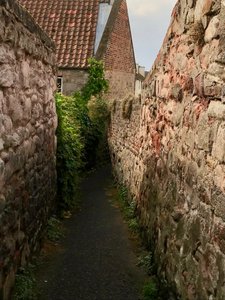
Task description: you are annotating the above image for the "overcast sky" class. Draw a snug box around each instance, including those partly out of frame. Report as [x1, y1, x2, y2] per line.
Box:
[127, 0, 177, 71]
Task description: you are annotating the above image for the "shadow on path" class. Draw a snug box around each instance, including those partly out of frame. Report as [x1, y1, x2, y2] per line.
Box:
[37, 166, 145, 300]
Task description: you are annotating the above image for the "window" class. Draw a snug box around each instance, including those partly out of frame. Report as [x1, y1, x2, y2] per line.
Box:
[57, 76, 63, 93]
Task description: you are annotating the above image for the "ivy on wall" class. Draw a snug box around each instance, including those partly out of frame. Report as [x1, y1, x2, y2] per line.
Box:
[55, 93, 84, 210]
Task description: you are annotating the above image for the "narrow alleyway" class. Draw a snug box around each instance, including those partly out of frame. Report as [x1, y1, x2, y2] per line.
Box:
[36, 166, 145, 300]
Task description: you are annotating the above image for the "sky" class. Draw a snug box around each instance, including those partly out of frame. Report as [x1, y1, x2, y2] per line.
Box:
[126, 0, 177, 71]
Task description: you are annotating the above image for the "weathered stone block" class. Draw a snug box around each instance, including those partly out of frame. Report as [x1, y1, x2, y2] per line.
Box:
[3, 133, 21, 148]
[195, 0, 207, 20]
[194, 74, 204, 97]
[21, 60, 30, 88]
[204, 16, 219, 43]
[32, 103, 43, 120]
[165, 101, 184, 126]
[203, 75, 222, 98]
[185, 160, 198, 186]
[171, 83, 183, 102]
[2, 115, 13, 134]
[0, 46, 15, 64]
[7, 95, 23, 124]
[208, 101, 225, 119]
[0, 139, 4, 151]
[188, 0, 195, 8]
[212, 188, 225, 221]
[221, 86, 225, 103]
[212, 123, 225, 162]
[214, 165, 225, 191]
[0, 66, 15, 88]
[208, 63, 225, 79]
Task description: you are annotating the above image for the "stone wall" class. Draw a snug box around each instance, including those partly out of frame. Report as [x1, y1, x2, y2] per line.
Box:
[58, 68, 89, 95]
[0, 1, 56, 299]
[109, 0, 225, 299]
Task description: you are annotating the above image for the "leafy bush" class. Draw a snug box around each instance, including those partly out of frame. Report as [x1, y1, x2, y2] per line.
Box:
[81, 59, 109, 168]
[87, 95, 110, 166]
[56, 58, 109, 210]
[56, 93, 84, 210]
[82, 58, 109, 101]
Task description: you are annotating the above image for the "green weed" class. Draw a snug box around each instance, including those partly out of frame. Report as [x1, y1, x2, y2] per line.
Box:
[128, 218, 139, 232]
[143, 279, 158, 300]
[12, 264, 38, 300]
[115, 185, 140, 235]
[137, 253, 153, 274]
[114, 184, 174, 300]
[47, 216, 64, 242]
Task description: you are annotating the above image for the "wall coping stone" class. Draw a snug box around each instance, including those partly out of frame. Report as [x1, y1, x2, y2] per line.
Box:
[0, 0, 55, 50]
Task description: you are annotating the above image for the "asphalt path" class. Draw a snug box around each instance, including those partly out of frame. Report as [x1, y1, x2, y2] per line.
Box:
[37, 166, 145, 300]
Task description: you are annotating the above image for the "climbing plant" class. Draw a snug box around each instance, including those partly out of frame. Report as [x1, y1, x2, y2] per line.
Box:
[78, 58, 109, 169]
[82, 58, 109, 101]
[56, 58, 109, 211]
[56, 93, 84, 210]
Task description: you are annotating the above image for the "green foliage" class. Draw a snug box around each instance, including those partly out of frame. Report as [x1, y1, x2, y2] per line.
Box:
[117, 185, 139, 233]
[114, 184, 168, 299]
[56, 58, 109, 210]
[138, 253, 153, 275]
[128, 218, 139, 232]
[87, 96, 109, 131]
[13, 264, 38, 300]
[86, 95, 110, 167]
[118, 186, 133, 214]
[56, 93, 84, 210]
[81, 58, 109, 168]
[47, 216, 64, 242]
[115, 184, 172, 300]
[143, 279, 158, 300]
[118, 185, 129, 203]
[82, 58, 109, 101]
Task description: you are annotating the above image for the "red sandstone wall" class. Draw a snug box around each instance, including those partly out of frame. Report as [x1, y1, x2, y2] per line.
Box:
[109, 0, 225, 299]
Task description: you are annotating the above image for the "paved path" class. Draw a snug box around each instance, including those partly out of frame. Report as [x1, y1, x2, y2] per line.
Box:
[37, 166, 145, 300]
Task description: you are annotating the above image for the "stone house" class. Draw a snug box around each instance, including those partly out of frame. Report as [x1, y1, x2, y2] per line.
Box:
[18, 0, 136, 98]
[135, 64, 147, 98]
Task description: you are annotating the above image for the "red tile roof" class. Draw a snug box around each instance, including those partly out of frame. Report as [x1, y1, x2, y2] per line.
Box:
[18, 0, 100, 68]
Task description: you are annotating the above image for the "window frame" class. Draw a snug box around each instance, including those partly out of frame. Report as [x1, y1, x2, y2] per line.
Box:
[57, 76, 63, 93]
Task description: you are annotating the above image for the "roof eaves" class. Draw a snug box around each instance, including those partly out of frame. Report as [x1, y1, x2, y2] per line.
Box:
[58, 66, 89, 71]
